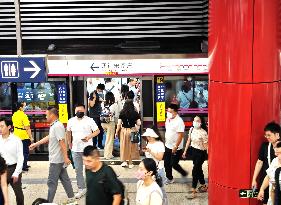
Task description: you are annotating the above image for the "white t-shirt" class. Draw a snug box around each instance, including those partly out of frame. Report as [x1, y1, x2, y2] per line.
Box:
[145, 141, 165, 169]
[190, 128, 208, 150]
[266, 157, 281, 205]
[109, 103, 119, 122]
[67, 116, 99, 152]
[165, 115, 185, 149]
[136, 180, 163, 205]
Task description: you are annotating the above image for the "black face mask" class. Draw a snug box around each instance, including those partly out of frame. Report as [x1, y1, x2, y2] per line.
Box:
[76, 112, 84, 118]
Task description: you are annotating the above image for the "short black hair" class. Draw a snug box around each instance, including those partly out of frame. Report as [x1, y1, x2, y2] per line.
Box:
[0, 155, 7, 175]
[126, 90, 135, 100]
[168, 103, 179, 112]
[75, 103, 85, 109]
[0, 117, 13, 127]
[264, 121, 281, 134]
[16, 102, 25, 110]
[104, 78, 112, 83]
[97, 83, 105, 90]
[83, 145, 100, 157]
[47, 107, 59, 117]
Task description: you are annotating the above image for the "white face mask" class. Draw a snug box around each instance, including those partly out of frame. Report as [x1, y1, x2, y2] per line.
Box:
[193, 121, 201, 129]
[167, 112, 173, 119]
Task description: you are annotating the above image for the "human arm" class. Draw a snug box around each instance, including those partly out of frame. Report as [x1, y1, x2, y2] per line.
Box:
[66, 130, 72, 149]
[12, 138, 24, 181]
[112, 194, 122, 205]
[251, 160, 263, 189]
[146, 149, 164, 161]
[115, 119, 122, 137]
[59, 140, 71, 165]
[23, 114, 34, 142]
[257, 175, 269, 201]
[182, 134, 191, 158]
[1, 172, 9, 205]
[172, 132, 184, 154]
[29, 135, 49, 150]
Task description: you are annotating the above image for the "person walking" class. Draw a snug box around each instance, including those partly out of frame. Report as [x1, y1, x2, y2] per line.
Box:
[142, 127, 168, 204]
[66, 104, 100, 199]
[29, 107, 74, 203]
[101, 92, 118, 159]
[116, 100, 141, 169]
[182, 115, 208, 199]
[12, 102, 34, 172]
[136, 158, 163, 205]
[252, 122, 281, 205]
[89, 83, 105, 149]
[82, 145, 123, 205]
[164, 104, 188, 184]
[0, 155, 9, 205]
[0, 118, 24, 205]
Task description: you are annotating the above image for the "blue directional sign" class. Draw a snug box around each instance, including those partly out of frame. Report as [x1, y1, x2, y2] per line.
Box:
[57, 84, 68, 104]
[0, 57, 45, 82]
[156, 84, 165, 102]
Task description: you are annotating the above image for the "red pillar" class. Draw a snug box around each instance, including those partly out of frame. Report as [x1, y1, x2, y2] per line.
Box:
[208, 0, 281, 204]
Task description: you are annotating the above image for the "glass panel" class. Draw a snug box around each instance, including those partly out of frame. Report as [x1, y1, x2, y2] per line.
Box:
[0, 83, 12, 110]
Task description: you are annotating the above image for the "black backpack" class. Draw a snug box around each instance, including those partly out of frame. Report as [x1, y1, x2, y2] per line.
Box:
[103, 165, 129, 205]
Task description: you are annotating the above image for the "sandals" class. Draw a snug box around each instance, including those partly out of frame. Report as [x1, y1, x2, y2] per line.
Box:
[186, 190, 197, 199]
[198, 184, 208, 193]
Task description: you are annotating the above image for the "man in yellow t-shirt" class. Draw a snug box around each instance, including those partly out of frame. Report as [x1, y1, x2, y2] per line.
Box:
[12, 102, 33, 171]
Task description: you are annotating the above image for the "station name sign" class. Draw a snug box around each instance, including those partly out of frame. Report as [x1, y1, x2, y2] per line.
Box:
[47, 58, 208, 76]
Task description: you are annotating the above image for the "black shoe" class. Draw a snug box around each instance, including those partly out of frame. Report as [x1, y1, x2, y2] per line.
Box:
[22, 168, 29, 172]
[98, 145, 104, 149]
[27, 165, 31, 168]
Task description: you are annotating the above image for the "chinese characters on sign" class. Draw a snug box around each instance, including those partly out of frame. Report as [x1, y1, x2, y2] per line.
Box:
[157, 102, 166, 122]
[156, 84, 165, 102]
[59, 104, 68, 123]
[57, 84, 67, 104]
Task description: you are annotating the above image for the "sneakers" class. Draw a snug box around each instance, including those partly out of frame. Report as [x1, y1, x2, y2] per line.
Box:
[74, 189, 86, 199]
[128, 164, 134, 169]
[121, 162, 128, 167]
[165, 179, 175, 185]
[65, 197, 78, 204]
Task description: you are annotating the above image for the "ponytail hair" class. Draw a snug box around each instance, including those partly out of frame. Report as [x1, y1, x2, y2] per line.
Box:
[142, 158, 163, 187]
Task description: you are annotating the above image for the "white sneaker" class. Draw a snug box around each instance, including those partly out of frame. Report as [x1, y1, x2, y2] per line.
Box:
[121, 162, 128, 167]
[74, 189, 87, 199]
[165, 179, 175, 185]
[128, 164, 134, 169]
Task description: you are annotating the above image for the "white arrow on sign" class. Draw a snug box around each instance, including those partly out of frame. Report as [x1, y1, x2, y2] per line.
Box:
[24, 60, 41, 79]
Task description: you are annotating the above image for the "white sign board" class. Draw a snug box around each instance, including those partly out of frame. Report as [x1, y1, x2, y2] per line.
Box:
[48, 58, 208, 76]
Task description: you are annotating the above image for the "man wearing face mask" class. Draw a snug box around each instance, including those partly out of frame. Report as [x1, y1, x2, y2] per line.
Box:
[163, 104, 188, 185]
[89, 83, 105, 149]
[66, 104, 100, 199]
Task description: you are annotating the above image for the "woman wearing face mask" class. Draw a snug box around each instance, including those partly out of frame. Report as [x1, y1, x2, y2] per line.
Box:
[182, 115, 208, 199]
[258, 141, 281, 205]
[136, 158, 163, 205]
[142, 126, 168, 205]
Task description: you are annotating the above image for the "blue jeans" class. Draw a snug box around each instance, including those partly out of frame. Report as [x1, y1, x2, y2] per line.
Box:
[72, 152, 86, 189]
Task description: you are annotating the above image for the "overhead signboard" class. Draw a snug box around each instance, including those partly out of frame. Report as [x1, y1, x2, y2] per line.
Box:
[48, 58, 208, 76]
[0, 57, 45, 82]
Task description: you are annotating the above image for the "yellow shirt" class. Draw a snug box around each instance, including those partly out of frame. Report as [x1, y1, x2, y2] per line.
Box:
[12, 110, 30, 140]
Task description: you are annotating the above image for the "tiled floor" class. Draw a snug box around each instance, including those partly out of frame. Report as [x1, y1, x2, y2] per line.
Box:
[9, 160, 208, 205]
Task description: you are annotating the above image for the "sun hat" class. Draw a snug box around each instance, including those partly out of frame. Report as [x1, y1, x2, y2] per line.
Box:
[142, 128, 159, 138]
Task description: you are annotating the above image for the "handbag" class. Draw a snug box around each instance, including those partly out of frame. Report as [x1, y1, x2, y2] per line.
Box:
[130, 131, 140, 143]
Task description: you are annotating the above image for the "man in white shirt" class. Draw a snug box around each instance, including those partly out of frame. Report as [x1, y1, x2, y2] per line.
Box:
[164, 104, 188, 184]
[0, 117, 24, 205]
[29, 107, 74, 203]
[66, 104, 100, 199]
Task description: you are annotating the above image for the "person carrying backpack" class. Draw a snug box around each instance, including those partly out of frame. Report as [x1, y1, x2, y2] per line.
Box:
[83, 145, 126, 205]
[101, 92, 119, 159]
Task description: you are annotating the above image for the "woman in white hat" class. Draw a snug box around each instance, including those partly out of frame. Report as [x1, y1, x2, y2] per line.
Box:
[142, 126, 168, 205]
